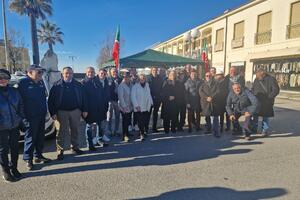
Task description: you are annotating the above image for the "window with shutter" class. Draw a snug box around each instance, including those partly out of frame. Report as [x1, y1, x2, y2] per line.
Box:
[255, 11, 272, 44]
[288, 1, 300, 39]
[215, 28, 224, 51]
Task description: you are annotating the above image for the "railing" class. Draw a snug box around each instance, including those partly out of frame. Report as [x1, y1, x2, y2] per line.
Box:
[231, 37, 244, 48]
[255, 30, 272, 45]
[214, 42, 224, 52]
[286, 23, 300, 39]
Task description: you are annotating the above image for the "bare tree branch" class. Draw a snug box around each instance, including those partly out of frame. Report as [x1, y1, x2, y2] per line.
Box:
[96, 33, 125, 68]
[7, 28, 27, 72]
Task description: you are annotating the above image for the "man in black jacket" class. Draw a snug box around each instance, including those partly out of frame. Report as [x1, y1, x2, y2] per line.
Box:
[147, 67, 164, 133]
[107, 67, 121, 136]
[177, 71, 186, 131]
[185, 69, 203, 132]
[252, 68, 280, 136]
[48, 67, 88, 160]
[82, 67, 107, 151]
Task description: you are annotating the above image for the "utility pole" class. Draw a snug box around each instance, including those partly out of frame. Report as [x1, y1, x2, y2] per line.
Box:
[2, 0, 10, 71]
[69, 55, 77, 72]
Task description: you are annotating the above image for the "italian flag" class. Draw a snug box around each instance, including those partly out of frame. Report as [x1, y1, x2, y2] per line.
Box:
[201, 38, 209, 72]
[112, 26, 120, 70]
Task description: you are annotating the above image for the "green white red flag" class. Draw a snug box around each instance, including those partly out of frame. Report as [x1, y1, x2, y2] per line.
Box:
[112, 26, 120, 70]
[201, 38, 209, 72]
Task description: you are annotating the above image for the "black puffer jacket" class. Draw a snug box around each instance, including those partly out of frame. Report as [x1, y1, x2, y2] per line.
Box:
[0, 87, 24, 131]
[48, 79, 88, 116]
[252, 74, 279, 117]
[82, 77, 107, 123]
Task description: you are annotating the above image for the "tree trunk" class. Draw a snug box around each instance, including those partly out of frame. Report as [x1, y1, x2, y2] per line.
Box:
[48, 43, 53, 53]
[30, 14, 40, 65]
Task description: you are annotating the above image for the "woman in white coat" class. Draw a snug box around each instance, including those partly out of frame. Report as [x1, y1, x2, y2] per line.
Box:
[131, 74, 153, 141]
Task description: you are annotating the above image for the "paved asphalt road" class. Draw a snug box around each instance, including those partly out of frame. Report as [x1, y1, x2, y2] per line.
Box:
[0, 98, 299, 200]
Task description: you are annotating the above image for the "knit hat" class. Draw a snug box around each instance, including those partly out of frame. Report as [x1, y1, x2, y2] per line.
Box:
[0, 69, 11, 80]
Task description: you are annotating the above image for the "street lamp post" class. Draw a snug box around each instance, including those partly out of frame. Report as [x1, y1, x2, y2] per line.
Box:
[2, 0, 10, 71]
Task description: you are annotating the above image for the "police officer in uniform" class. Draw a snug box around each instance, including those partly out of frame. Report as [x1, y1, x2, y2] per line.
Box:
[18, 65, 51, 170]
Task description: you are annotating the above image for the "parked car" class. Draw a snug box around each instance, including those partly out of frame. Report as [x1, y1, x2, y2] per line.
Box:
[9, 73, 56, 141]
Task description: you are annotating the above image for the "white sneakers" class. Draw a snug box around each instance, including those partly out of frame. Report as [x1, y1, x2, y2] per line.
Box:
[102, 135, 111, 142]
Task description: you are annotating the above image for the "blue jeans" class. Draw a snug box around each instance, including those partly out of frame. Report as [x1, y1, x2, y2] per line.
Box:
[107, 101, 120, 133]
[86, 123, 97, 148]
[86, 120, 107, 148]
[253, 116, 269, 133]
[212, 116, 220, 136]
[23, 116, 45, 160]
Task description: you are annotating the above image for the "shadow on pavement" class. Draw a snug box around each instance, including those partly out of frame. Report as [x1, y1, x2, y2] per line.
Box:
[24, 131, 258, 178]
[129, 187, 287, 200]
[22, 106, 299, 178]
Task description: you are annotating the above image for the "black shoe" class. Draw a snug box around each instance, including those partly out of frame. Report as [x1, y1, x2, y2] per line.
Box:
[188, 128, 192, 133]
[34, 156, 52, 164]
[71, 148, 84, 155]
[25, 160, 34, 171]
[196, 126, 202, 131]
[214, 133, 221, 138]
[11, 168, 22, 180]
[57, 152, 64, 160]
[89, 146, 97, 152]
[2, 171, 16, 182]
[232, 128, 242, 135]
[177, 127, 184, 132]
[205, 129, 212, 134]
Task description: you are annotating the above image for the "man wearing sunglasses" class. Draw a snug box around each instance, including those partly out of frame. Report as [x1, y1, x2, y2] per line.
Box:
[18, 65, 51, 170]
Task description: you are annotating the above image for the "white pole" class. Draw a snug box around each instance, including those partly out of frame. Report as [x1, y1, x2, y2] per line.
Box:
[2, 0, 10, 71]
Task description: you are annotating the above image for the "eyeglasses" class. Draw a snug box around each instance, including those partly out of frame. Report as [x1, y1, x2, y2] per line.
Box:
[0, 75, 10, 80]
[37, 70, 44, 75]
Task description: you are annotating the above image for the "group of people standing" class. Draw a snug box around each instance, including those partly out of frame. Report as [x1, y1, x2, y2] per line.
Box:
[0, 63, 279, 183]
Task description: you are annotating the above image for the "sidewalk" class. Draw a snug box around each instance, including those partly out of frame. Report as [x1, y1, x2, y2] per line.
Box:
[277, 90, 300, 100]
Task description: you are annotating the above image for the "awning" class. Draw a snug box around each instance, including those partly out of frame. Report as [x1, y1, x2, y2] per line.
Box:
[101, 49, 204, 68]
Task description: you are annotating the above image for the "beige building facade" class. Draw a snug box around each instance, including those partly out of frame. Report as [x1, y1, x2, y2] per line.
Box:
[153, 0, 300, 91]
[0, 39, 30, 72]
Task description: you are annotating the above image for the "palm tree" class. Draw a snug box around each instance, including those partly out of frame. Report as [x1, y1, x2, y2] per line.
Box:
[9, 0, 52, 65]
[38, 21, 63, 53]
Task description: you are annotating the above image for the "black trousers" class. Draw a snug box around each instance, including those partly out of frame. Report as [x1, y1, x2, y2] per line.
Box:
[220, 112, 231, 130]
[133, 112, 138, 126]
[205, 116, 211, 130]
[178, 104, 186, 129]
[163, 118, 177, 133]
[135, 111, 149, 135]
[0, 128, 20, 172]
[187, 109, 201, 130]
[121, 112, 132, 138]
[149, 100, 161, 130]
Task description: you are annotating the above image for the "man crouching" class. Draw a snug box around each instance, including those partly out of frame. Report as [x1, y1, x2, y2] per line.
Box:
[226, 83, 258, 140]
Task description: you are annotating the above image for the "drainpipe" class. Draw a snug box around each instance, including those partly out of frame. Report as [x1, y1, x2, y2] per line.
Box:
[223, 15, 228, 73]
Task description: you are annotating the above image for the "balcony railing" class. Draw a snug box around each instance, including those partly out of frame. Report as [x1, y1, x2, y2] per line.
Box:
[214, 42, 224, 52]
[286, 23, 300, 39]
[255, 30, 272, 45]
[231, 37, 244, 49]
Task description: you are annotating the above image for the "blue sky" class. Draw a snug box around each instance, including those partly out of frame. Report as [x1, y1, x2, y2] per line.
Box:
[1, 0, 248, 72]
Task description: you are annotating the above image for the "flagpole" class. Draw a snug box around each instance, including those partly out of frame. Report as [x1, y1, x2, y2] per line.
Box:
[2, 0, 10, 71]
